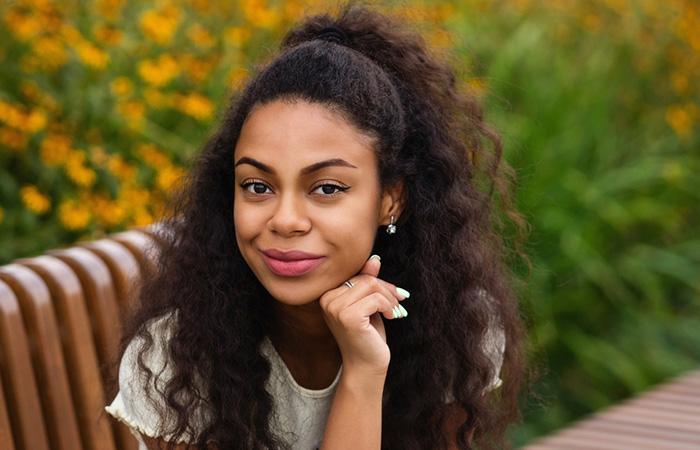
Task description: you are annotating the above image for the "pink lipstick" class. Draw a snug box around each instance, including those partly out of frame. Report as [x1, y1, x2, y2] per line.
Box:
[260, 249, 326, 277]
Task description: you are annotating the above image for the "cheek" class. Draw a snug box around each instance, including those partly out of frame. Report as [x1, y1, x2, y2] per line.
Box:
[233, 201, 264, 255]
[319, 198, 379, 267]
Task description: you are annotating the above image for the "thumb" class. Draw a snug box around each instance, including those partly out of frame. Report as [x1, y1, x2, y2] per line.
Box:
[359, 254, 381, 278]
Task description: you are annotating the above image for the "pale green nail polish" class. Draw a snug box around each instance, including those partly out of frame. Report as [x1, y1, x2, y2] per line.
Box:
[396, 287, 410, 299]
[369, 254, 381, 261]
[398, 304, 408, 317]
[392, 305, 402, 319]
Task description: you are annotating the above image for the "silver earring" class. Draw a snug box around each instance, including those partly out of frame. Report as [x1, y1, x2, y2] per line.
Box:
[386, 215, 397, 235]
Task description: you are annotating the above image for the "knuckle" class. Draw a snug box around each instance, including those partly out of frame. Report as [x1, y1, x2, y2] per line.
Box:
[365, 276, 381, 290]
[337, 308, 352, 324]
[319, 294, 331, 310]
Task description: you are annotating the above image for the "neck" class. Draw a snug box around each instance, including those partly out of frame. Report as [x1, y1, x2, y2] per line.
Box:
[265, 296, 340, 364]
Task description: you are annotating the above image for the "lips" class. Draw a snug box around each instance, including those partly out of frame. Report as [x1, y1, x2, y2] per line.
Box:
[259, 248, 325, 277]
[261, 248, 323, 261]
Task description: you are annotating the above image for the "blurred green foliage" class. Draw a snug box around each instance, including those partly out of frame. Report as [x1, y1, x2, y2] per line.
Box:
[446, 0, 700, 445]
[0, 0, 698, 447]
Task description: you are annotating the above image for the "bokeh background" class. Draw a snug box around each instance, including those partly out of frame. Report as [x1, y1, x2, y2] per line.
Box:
[1, 0, 698, 446]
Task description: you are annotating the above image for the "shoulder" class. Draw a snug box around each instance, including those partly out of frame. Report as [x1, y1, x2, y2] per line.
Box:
[105, 310, 208, 443]
[120, 311, 178, 395]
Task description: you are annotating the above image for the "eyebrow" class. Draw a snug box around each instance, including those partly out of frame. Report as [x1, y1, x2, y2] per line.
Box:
[234, 157, 358, 175]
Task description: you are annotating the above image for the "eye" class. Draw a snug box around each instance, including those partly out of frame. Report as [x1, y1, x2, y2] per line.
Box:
[311, 183, 350, 198]
[240, 180, 272, 195]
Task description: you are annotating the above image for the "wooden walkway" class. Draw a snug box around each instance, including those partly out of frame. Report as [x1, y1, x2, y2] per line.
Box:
[522, 368, 700, 450]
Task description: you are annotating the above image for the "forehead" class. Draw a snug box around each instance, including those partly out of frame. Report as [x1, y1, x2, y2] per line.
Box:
[234, 100, 377, 169]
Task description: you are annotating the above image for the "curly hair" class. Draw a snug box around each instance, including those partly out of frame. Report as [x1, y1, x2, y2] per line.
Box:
[108, 2, 532, 449]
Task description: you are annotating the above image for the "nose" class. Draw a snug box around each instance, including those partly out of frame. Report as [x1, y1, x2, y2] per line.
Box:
[268, 190, 311, 236]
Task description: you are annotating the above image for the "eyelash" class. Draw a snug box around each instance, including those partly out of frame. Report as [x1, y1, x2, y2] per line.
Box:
[239, 179, 350, 199]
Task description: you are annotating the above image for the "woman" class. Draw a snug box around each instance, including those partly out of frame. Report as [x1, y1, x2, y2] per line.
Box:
[105, 2, 529, 449]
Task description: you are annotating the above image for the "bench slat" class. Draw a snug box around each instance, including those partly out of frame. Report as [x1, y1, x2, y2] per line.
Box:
[0, 280, 49, 450]
[46, 248, 135, 450]
[0, 265, 82, 450]
[523, 368, 700, 449]
[0, 371, 16, 450]
[18, 255, 118, 450]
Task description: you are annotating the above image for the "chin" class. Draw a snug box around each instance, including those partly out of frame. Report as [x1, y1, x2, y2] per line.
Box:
[260, 277, 326, 305]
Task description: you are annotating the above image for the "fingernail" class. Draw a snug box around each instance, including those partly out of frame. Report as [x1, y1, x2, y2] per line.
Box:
[396, 287, 410, 299]
[369, 254, 381, 262]
[392, 305, 401, 319]
[398, 304, 408, 317]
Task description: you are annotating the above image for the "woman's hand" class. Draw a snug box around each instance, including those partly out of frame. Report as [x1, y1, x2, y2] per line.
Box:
[319, 255, 409, 376]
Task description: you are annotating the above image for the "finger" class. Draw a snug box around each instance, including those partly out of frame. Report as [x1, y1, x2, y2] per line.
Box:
[329, 275, 403, 315]
[359, 254, 382, 278]
[356, 255, 408, 302]
[321, 254, 383, 306]
[355, 292, 406, 322]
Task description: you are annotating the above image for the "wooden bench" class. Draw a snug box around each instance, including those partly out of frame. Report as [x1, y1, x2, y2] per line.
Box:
[0, 225, 164, 450]
[522, 368, 700, 449]
[2, 224, 698, 450]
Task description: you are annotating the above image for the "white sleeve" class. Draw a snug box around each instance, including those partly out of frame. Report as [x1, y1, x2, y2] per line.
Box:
[442, 322, 505, 403]
[443, 290, 506, 403]
[105, 312, 203, 444]
[482, 319, 506, 393]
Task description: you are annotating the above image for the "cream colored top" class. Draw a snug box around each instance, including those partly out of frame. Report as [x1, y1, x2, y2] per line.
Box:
[105, 311, 504, 450]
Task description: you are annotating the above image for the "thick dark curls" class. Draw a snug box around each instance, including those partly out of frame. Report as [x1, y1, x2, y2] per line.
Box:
[106, 2, 531, 449]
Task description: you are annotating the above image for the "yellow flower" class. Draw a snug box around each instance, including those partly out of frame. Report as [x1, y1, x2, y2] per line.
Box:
[90, 194, 126, 226]
[227, 67, 249, 88]
[58, 199, 92, 230]
[0, 100, 23, 128]
[107, 154, 136, 181]
[40, 132, 73, 166]
[65, 150, 97, 187]
[120, 185, 150, 209]
[144, 88, 171, 108]
[665, 104, 696, 137]
[463, 77, 489, 97]
[138, 54, 180, 87]
[117, 100, 145, 125]
[110, 76, 133, 97]
[96, 0, 125, 20]
[20, 185, 51, 214]
[60, 24, 83, 46]
[180, 54, 214, 83]
[4, 8, 41, 41]
[0, 99, 47, 134]
[224, 27, 252, 47]
[131, 207, 154, 227]
[156, 165, 185, 191]
[174, 93, 213, 121]
[20, 81, 41, 102]
[32, 36, 68, 70]
[283, 2, 304, 20]
[187, 23, 215, 49]
[77, 41, 109, 70]
[243, 3, 281, 29]
[428, 29, 452, 49]
[90, 146, 109, 166]
[93, 23, 123, 46]
[136, 143, 170, 167]
[0, 127, 29, 152]
[140, 6, 181, 45]
[24, 109, 47, 133]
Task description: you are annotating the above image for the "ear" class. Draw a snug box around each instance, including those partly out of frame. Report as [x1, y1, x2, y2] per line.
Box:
[379, 180, 406, 226]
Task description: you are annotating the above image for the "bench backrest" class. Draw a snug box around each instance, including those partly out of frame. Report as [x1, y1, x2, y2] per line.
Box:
[0, 226, 164, 450]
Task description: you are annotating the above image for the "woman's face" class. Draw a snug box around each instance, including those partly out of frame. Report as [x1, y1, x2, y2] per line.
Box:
[233, 99, 401, 306]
